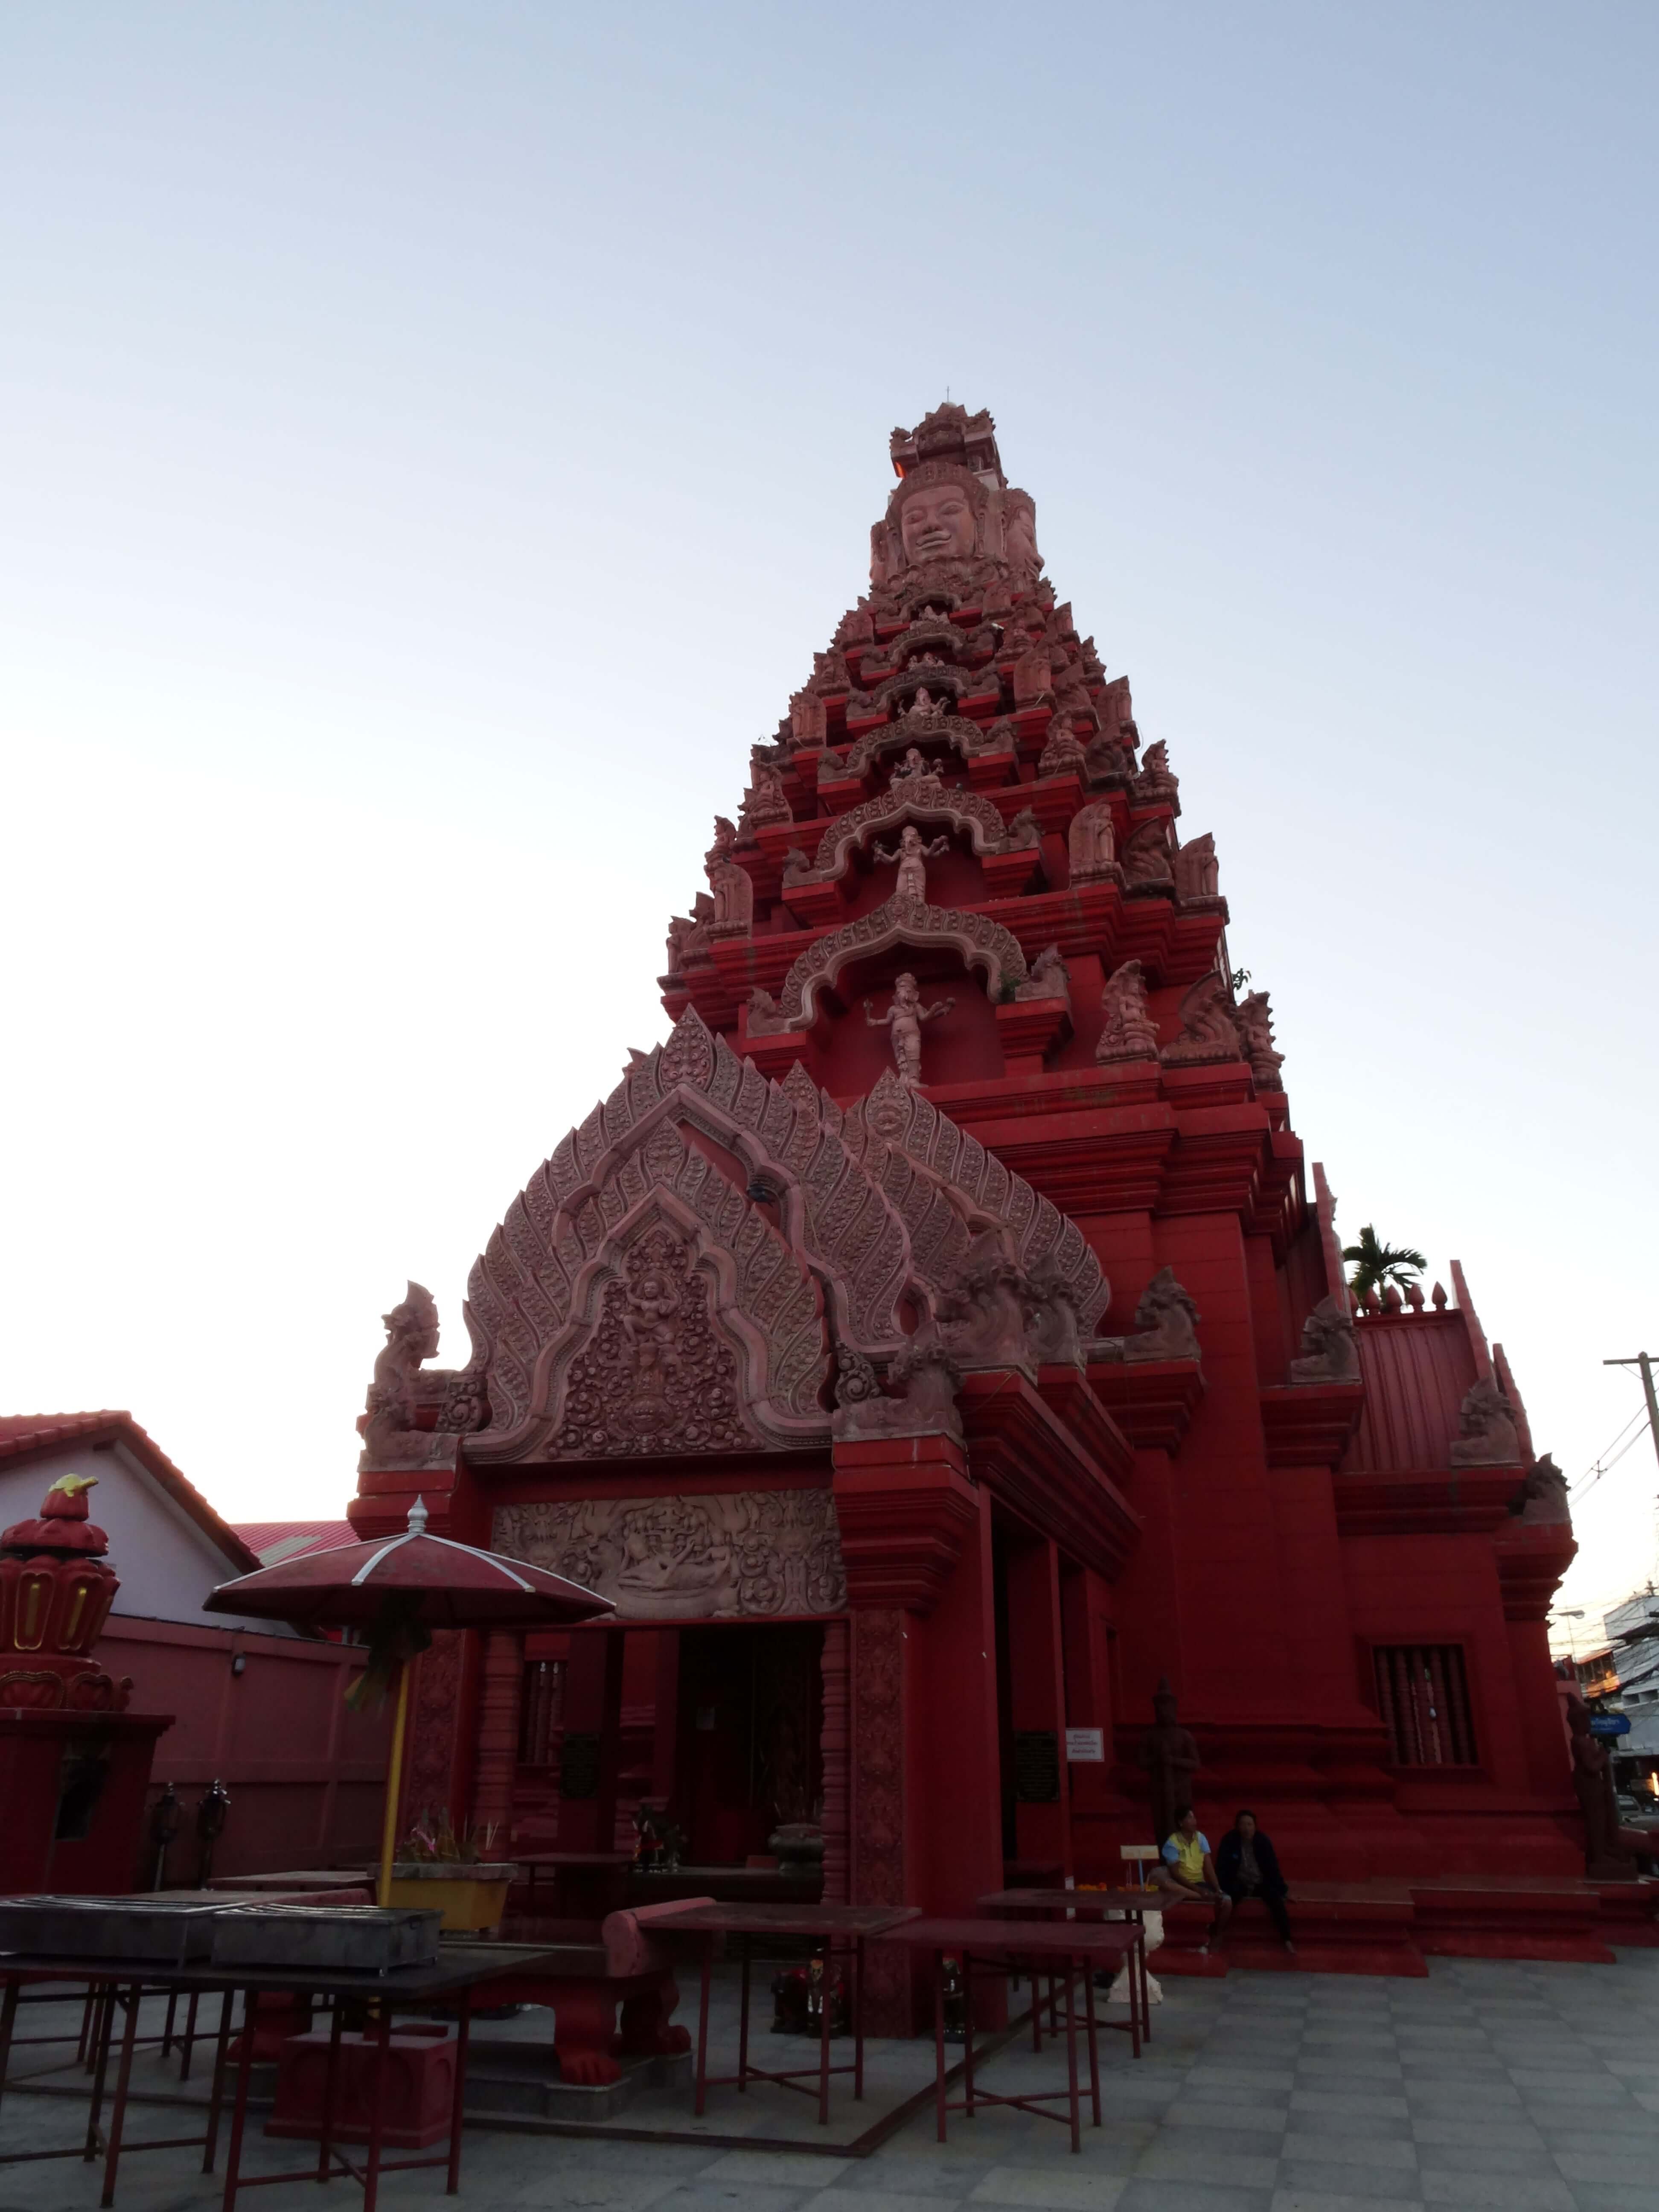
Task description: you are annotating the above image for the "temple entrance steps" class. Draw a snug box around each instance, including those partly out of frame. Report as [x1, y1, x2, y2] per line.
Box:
[1152, 1874, 1659, 1977]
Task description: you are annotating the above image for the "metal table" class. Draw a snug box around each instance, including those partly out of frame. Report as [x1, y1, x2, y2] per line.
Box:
[0, 1942, 564, 2211]
[976, 1887, 1156, 2046]
[877, 1916, 1142, 2152]
[646, 1901, 919, 2125]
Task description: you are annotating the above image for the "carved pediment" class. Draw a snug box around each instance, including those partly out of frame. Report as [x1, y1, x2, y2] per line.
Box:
[758, 894, 1030, 1031]
[802, 777, 1025, 885]
[841, 711, 1011, 780]
[457, 1010, 1114, 1459]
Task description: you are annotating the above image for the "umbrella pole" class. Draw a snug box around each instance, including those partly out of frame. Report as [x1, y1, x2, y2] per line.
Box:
[378, 1662, 412, 1909]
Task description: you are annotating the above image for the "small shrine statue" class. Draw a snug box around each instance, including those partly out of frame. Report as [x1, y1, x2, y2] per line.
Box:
[864, 971, 954, 1089]
[873, 823, 948, 906]
[906, 686, 939, 718]
[1138, 1676, 1199, 1846]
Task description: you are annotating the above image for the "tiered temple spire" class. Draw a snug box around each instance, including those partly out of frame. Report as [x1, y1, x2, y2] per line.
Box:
[662, 399, 1269, 1118]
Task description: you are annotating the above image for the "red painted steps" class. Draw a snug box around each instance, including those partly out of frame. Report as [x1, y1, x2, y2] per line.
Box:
[1147, 1874, 1659, 1977]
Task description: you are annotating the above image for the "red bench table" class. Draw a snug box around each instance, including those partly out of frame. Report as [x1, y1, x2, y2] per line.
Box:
[976, 1888, 1156, 2046]
[877, 1916, 1142, 2152]
[646, 1901, 919, 2125]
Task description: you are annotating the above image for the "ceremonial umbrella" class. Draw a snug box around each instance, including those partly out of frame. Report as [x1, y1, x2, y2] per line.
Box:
[203, 1498, 613, 1903]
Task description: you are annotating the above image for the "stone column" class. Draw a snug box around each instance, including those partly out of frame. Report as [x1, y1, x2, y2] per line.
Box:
[832, 1427, 993, 2033]
[398, 1628, 482, 1841]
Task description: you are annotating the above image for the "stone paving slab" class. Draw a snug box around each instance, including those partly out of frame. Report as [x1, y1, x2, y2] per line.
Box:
[3, 1950, 1658, 2210]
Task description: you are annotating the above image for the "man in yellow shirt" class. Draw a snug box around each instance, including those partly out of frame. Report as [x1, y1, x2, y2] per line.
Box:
[1152, 1804, 1232, 1951]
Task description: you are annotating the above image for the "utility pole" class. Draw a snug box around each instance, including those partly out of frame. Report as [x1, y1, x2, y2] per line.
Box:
[1604, 1353, 1659, 1477]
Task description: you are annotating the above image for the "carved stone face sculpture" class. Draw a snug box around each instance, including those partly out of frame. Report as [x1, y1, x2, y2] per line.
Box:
[899, 482, 976, 565]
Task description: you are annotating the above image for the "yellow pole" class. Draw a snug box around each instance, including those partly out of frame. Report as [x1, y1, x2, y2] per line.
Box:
[378, 1662, 412, 1908]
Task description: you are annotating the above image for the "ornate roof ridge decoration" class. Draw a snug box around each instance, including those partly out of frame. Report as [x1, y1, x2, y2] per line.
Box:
[841, 1070, 1111, 1338]
[837, 708, 1013, 780]
[401, 1008, 1115, 1466]
[801, 771, 1030, 883]
[752, 894, 1031, 1033]
[460, 1015, 925, 1459]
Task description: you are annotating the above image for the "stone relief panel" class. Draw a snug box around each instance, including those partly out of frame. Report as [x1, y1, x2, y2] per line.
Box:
[549, 1223, 754, 1459]
[492, 1490, 847, 1621]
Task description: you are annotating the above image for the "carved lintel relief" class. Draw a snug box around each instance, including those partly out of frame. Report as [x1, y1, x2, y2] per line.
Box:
[492, 1490, 847, 1622]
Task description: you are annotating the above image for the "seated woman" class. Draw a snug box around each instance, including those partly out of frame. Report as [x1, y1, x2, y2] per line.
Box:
[1215, 1809, 1296, 1953]
[1151, 1804, 1232, 1951]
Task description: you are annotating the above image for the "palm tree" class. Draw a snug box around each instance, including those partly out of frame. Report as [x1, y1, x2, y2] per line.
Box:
[1342, 1225, 1427, 1302]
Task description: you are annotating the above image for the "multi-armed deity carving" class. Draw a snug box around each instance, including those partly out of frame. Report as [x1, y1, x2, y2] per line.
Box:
[551, 1226, 754, 1460]
[873, 824, 949, 907]
[865, 972, 954, 1089]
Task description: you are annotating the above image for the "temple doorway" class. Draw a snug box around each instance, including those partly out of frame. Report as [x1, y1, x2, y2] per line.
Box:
[673, 1622, 824, 1867]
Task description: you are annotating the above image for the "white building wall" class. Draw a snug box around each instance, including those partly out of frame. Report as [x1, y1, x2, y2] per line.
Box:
[0, 1439, 297, 1639]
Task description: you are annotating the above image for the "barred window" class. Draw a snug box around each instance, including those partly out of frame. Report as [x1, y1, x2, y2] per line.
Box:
[518, 1659, 565, 1766]
[1373, 1644, 1478, 1767]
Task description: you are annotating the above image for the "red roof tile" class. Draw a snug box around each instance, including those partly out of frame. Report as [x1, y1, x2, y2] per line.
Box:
[233, 1521, 358, 1567]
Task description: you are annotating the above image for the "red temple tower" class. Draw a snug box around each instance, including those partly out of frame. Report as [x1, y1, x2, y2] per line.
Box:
[351, 404, 1587, 2001]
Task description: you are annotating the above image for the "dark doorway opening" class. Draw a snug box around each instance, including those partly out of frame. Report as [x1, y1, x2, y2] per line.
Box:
[675, 1622, 824, 1867]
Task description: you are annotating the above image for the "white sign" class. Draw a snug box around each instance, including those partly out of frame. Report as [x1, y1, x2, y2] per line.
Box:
[1065, 1726, 1105, 1763]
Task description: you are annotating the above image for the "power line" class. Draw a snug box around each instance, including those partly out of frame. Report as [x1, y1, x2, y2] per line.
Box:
[1575, 1419, 1653, 1501]
[1573, 1404, 1654, 1496]
[1575, 1415, 1654, 1504]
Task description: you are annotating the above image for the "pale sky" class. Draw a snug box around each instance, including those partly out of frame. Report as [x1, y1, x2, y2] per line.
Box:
[2, 6, 1654, 1642]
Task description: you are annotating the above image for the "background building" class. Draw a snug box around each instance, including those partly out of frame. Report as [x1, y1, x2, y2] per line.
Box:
[0, 1413, 386, 1881]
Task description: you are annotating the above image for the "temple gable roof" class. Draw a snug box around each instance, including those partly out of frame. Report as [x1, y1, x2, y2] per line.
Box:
[402, 1011, 1109, 1467]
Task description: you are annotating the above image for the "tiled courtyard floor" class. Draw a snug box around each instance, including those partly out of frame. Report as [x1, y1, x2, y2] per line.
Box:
[3, 1949, 1659, 2212]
